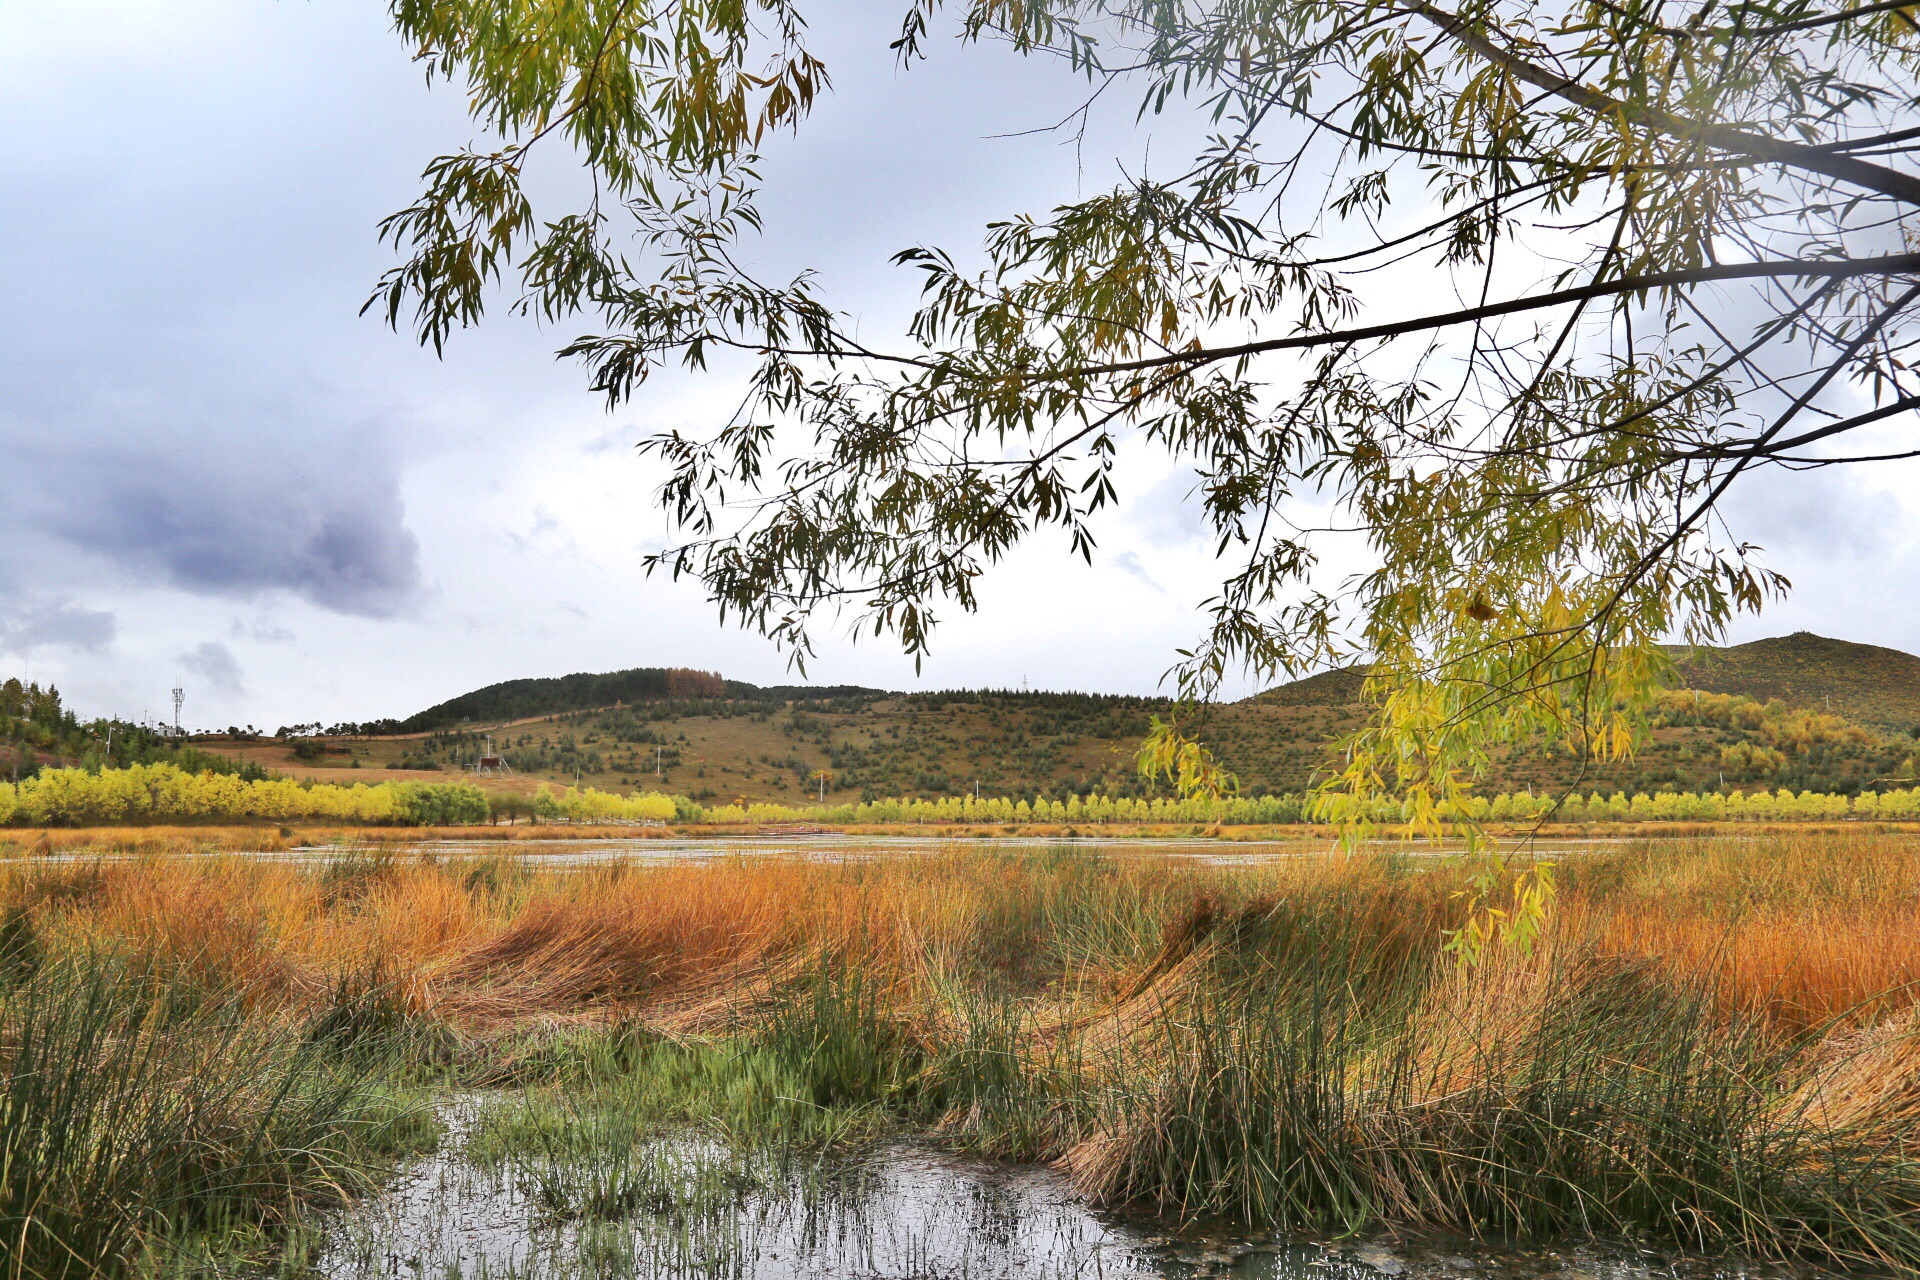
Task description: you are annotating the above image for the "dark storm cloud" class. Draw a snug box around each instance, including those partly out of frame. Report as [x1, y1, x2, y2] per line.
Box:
[0, 3, 438, 628]
[61, 459, 421, 618]
[4, 398, 423, 619]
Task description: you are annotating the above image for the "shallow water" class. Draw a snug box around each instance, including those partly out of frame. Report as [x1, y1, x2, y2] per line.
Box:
[309, 1101, 1804, 1280]
[314, 833, 1635, 864]
[8, 832, 1631, 867]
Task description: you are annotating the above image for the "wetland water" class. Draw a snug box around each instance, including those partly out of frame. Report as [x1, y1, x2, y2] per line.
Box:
[304, 834, 1635, 865]
[9, 833, 1634, 867]
[312, 1101, 1797, 1280]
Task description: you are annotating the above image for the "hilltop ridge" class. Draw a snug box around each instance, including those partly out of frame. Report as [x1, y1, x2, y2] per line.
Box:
[338, 668, 891, 735]
[358, 631, 1920, 734]
[1251, 632, 1920, 731]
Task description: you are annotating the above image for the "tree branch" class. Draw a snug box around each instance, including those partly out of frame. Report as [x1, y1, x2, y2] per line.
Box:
[1682, 391, 1920, 459]
[1058, 252, 1920, 377]
[1410, 1, 1920, 207]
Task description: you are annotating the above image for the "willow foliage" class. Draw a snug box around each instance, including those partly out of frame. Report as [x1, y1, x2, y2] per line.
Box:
[376, 0, 1920, 818]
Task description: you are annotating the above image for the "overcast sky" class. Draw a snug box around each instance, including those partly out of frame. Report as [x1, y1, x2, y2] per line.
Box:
[3, 1, 1916, 730]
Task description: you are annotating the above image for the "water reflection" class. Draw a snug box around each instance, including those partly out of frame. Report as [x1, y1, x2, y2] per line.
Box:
[312, 1102, 1804, 1280]
[321, 1102, 1155, 1280]
[265, 832, 1626, 867]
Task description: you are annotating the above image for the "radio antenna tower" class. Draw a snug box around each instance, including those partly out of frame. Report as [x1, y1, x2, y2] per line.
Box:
[171, 684, 184, 737]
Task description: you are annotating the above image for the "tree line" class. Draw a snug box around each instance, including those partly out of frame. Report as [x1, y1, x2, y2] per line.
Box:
[10, 762, 1920, 829]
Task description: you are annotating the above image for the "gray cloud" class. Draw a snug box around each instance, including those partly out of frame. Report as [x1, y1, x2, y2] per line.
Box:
[0, 599, 116, 655]
[179, 640, 245, 697]
[580, 426, 638, 457]
[4, 395, 422, 618]
[231, 617, 296, 645]
[0, 4, 432, 631]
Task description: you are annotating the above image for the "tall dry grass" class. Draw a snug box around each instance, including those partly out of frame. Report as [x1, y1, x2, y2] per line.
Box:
[11, 833, 1920, 1267]
[1562, 832, 1920, 1026]
[0, 846, 1239, 1025]
[9, 834, 1920, 1039]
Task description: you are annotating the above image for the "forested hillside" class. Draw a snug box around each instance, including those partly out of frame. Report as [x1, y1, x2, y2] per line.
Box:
[334, 667, 893, 735]
[365, 667, 732, 733]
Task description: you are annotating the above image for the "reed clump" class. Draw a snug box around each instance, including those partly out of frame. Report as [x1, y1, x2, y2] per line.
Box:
[10, 834, 1920, 1270]
[0, 950, 432, 1280]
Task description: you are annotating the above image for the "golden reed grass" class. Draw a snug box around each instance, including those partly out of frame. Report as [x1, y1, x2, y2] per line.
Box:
[5, 831, 1919, 1031]
[15, 832, 1920, 1264]
[1561, 832, 1920, 1027]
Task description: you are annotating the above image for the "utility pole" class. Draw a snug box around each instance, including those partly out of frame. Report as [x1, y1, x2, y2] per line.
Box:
[171, 684, 184, 737]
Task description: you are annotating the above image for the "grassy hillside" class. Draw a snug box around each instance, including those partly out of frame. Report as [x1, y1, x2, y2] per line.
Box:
[1665, 632, 1920, 731]
[214, 632, 1920, 805]
[222, 685, 1916, 807]
[235, 691, 1203, 804]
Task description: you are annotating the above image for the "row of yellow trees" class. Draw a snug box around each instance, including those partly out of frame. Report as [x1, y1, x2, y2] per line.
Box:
[0, 765, 676, 827]
[688, 786, 1920, 826]
[6, 763, 1920, 828]
[692, 792, 1314, 826]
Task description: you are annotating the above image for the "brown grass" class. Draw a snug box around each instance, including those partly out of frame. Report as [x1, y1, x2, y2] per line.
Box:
[7, 831, 1920, 1038]
[13, 829, 1920, 1266]
[1560, 832, 1920, 1027]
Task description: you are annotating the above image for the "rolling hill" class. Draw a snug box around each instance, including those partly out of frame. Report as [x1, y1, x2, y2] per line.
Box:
[215, 631, 1919, 805]
[1249, 633, 1920, 726]
[1665, 632, 1920, 731]
[338, 667, 894, 735]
